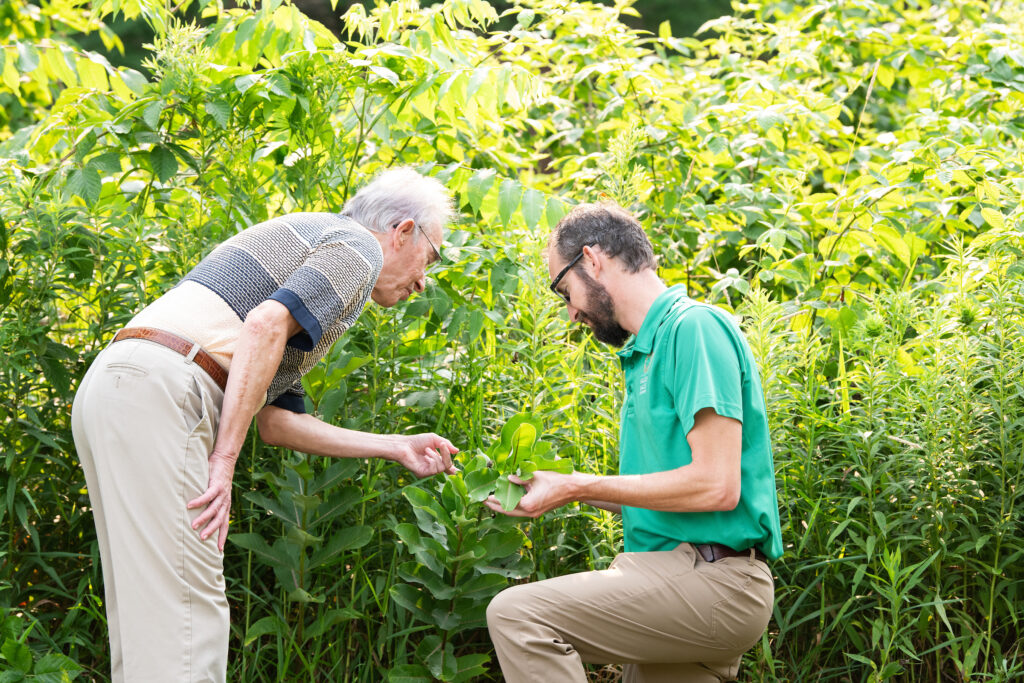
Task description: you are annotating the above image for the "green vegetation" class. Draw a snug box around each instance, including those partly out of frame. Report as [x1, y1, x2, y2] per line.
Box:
[2, 0, 1023, 680]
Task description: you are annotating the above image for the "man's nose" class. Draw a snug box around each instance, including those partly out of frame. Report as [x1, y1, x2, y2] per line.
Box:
[413, 275, 426, 293]
[566, 303, 581, 323]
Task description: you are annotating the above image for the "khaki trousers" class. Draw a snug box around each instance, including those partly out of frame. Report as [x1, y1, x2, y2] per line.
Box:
[71, 339, 228, 682]
[486, 542, 774, 682]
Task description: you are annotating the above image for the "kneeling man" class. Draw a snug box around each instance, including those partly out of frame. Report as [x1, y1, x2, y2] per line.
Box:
[486, 202, 782, 682]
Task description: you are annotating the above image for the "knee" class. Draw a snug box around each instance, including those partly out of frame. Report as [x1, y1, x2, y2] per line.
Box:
[486, 584, 532, 631]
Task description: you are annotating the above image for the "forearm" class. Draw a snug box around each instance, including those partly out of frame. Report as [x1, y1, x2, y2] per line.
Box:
[212, 303, 297, 461]
[581, 499, 622, 514]
[257, 408, 399, 461]
[567, 465, 737, 513]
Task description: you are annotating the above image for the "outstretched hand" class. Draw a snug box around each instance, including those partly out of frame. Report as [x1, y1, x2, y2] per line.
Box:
[186, 450, 236, 552]
[392, 433, 459, 478]
[485, 470, 574, 518]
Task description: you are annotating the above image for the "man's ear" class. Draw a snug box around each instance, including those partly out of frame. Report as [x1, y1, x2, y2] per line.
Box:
[392, 218, 416, 249]
[581, 244, 603, 279]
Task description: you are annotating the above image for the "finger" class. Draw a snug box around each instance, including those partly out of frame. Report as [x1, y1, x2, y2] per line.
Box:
[437, 445, 454, 471]
[202, 500, 230, 541]
[217, 518, 229, 552]
[203, 502, 229, 541]
[187, 488, 217, 509]
[190, 493, 222, 530]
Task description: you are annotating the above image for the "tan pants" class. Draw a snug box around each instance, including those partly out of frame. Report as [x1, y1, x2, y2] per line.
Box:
[486, 542, 774, 682]
[71, 339, 228, 682]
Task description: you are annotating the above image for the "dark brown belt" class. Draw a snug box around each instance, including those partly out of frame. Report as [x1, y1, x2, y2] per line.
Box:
[113, 327, 228, 391]
[694, 543, 767, 564]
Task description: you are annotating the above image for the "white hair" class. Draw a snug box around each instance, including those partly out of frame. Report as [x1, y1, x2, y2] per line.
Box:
[340, 167, 454, 239]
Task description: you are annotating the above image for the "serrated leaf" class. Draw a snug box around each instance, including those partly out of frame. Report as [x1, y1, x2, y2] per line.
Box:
[66, 165, 102, 204]
[205, 100, 231, 127]
[980, 207, 1005, 230]
[142, 99, 163, 129]
[1, 640, 31, 674]
[149, 147, 178, 183]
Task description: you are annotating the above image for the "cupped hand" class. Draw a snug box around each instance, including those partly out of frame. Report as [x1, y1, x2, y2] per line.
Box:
[484, 471, 572, 518]
[393, 433, 459, 478]
[186, 450, 237, 551]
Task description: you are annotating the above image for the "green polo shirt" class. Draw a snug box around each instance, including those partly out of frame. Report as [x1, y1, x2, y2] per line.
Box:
[616, 284, 783, 559]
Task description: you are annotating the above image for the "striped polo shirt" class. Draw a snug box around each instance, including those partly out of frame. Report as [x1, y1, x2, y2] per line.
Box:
[127, 212, 382, 412]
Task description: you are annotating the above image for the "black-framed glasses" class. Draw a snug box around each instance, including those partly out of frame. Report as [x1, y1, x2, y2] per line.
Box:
[549, 249, 586, 304]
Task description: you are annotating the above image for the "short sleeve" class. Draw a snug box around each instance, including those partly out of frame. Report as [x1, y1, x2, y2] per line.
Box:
[269, 379, 307, 414]
[668, 307, 744, 437]
[267, 232, 377, 351]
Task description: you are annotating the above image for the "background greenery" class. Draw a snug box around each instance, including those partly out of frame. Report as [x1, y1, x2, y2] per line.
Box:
[2, 0, 1023, 680]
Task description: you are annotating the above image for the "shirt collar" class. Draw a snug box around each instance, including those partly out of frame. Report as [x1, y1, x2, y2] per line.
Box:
[616, 284, 689, 360]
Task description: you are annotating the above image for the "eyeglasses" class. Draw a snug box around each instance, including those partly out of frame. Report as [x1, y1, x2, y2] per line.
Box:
[549, 248, 586, 304]
[416, 223, 443, 264]
[394, 221, 443, 264]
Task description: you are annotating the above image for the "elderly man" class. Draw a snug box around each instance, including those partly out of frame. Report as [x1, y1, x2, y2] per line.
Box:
[71, 167, 458, 682]
[485, 202, 782, 682]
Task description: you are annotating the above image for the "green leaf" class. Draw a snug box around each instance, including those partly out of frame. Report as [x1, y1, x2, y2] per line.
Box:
[498, 178, 522, 227]
[466, 168, 496, 215]
[205, 101, 231, 128]
[234, 74, 261, 93]
[119, 68, 148, 95]
[980, 207, 1005, 230]
[387, 664, 433, 683]
[464, 466, 498, 503]
[243, 615, 286, 646]
[368, 65, 399, 85]
[521, 188, 544, 230]
[1, 640, 31, 674]
[546, 196, 567, 228]
[495, 475, 525, 512]
[149, 147, 178, 183]
[66, 165, 102, 204]
[142, 99, 163, 129]
[16, 43, 39, 72]
[308, 525, 373, 568]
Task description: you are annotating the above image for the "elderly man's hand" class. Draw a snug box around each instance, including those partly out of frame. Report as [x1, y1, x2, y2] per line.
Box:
[391, 433, 459, 477]
[187, 449, 237, 552]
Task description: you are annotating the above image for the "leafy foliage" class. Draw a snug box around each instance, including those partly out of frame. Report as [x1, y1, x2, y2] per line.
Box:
[1, 0, 1023, 680]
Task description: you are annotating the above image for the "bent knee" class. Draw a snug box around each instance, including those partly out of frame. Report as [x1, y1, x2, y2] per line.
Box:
[486, 584, 535, 629]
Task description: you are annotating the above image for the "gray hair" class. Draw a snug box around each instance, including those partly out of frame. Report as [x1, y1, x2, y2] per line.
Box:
[341, 167, 454, 239]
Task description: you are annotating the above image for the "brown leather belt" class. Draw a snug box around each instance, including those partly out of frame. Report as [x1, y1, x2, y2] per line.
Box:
[113, 327, 228, 391]
[694, 543, 767, 564]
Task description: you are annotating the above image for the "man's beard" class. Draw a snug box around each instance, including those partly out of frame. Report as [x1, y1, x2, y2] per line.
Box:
[577, 272, 630, 347]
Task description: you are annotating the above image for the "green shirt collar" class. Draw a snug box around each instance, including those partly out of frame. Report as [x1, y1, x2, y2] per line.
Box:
[617, 284, 689, 360]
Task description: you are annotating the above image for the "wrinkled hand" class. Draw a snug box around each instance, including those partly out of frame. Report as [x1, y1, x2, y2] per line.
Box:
[485, 471, 572, 518]
[186, 450, 237, 551]
[393, 433, 459, 478]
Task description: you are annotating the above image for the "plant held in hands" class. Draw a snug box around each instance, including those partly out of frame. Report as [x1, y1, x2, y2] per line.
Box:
[483, 413, 573, 511]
